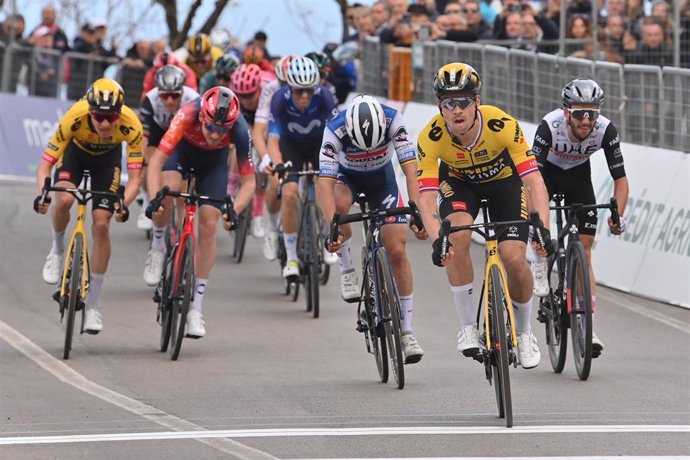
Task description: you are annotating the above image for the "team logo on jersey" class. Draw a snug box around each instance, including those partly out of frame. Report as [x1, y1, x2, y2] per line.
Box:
[71, 120, 81, 132]
[321, 142, 336, 159]
[428, 120, 443, 142]
[474, 149, 487, 158]
[439, 181, 454, 198]
[47, 142, 59, 151]
[119, 125, 131, 136]
[488, 117, 509, 132]
[456, 151, 466, 160]
[416, 169, 423, 176]
[394, 126, 408, 142]
[58, 171, 71, 181]
[56, 126, 66, 143]
[416, 144, 426, 160]
[451, 201, 467, 211]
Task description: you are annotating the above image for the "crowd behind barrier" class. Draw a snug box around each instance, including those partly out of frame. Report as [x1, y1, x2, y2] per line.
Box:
[360, 36, 689, 153]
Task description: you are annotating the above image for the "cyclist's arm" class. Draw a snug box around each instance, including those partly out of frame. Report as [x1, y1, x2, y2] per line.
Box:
[389, 112, 419, 204]
[521, 170, 551, 230]
[266, 93, 285, 165]
[602, 123, 628, 217]
[317, 128, 341, 224]
[416, 135, 442, 238]
[146, 148, 167, 200]
[231, 114, 255, 214]
[531, 120, 552, 169]
[122, 108, 145, 206]
[38, 104, 80, 191]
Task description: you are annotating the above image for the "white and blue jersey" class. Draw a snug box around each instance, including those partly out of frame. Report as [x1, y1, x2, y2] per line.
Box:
[319, 104, 417, 224]
[268, 85, 337, 144]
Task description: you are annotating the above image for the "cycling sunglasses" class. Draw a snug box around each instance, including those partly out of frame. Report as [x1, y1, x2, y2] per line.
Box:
[568, 108, 600, 120]
[203, 121, 230, 134]
[90, 111, 119, 123]
[159, 92, 181, 101]
[292, 88, 315, 96]
[440, 96, 476, 111]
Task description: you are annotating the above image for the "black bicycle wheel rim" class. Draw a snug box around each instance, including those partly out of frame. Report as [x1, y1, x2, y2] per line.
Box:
[170, 237, 193, 361]
[316, 208, 330, 286]
[63, 235, 83, 360]
[363, 253, 388, 383]
[159, 252, 174, 352]
[376, 249, 405, 390]
[235, 204, 252, 264]
[308, 205, 320, 318]
[545, 253, 568, 373]
[569, 242, 592, 381]
[489, 265, 513, 427]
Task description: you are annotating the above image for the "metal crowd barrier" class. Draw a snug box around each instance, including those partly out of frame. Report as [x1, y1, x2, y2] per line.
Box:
[360, 37, 690, 153]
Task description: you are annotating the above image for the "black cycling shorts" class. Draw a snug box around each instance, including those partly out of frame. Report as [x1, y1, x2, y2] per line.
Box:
[279, 137, 321, 184]
[540, 163, 597, 236]
[438, 166, 529, 243]
[53, 141, 122, 213]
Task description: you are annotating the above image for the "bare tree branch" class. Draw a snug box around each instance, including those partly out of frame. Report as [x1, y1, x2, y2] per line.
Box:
[176, 0, 204, 48]
[198, 0, 231, 35]
[154, 0, 181, 46]
[334, 0, 349, 42]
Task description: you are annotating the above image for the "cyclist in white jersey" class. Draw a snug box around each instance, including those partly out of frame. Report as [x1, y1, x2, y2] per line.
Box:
[531, 78, 629, 356]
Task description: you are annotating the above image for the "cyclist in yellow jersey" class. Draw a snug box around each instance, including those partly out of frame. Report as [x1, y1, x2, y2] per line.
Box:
[34, 78, 144, 334]
[182, 33, 224, 81]
[416, 63, 552, 369]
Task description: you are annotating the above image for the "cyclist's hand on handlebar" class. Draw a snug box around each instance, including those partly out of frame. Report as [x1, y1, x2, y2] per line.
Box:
[33, 195, 51, 214]
[409, 221, 428, 240]
[271, 162, 289, 177]
[114, 203, 129, 223]
[222, 204, 237, 231]
[258, 154, 273, 174]
[533, 225, 554, 257]
[431, 236, 453, 267]
[608, 215, 626, 235]
[145, 200, 163, 220]
[325, 231, 343, 253]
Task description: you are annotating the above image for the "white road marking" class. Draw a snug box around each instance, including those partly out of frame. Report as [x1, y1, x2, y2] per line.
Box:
[0, 320, 277, 459]
[0, 425, 688, 445]
[599, 291, 690, 334]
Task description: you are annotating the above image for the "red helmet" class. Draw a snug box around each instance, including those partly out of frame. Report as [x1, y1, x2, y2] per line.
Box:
[231, 64, 262, 95]
[153, 51, 180, 68]
[243, 45, 264, 65]
[201, 86, 240, 127]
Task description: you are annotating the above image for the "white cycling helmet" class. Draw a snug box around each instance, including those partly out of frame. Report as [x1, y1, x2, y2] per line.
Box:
[275, 55, 297, 83]
[286, 56, 319, 89]
[345, 94, 387, 151]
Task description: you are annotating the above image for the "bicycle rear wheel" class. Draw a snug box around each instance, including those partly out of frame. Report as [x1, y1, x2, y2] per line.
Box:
[233, 203, 252, 264]
[316, 208, 330, 286]
[376, 249, 404, 389]
[307, 205, 320, 318]
[158, 250, 174, 352]
[488, 265, 513, 427]
[170, 237, 193, 361]
[544, 252, 568, 373]
[361, 250, 388, 383]
[63, 235, 83, 360]
[569, 241, 592, 381]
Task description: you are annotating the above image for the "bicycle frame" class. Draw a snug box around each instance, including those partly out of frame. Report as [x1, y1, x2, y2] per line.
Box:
[482, 237, 517, 351]
[59, 200, 89, 302]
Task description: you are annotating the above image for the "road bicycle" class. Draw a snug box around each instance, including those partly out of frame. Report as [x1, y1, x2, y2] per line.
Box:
[230, 200, 252, 264]
[330, 195, 423, 389]
[149, 172, 236, 360]
[439, 198, 545, 427]
[537, 194, 619, 381]
[40, 172, 124, 360]
[274, 163, 329, 318]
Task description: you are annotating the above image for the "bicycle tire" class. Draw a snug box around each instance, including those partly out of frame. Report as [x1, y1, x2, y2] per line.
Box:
[362, 249, 388, 383]
[316, 208, 330, 286]
[569, 241, 592, 381]
[307, 205, 320, 318]
[170, 237, 193, 361]
[376, 249, 405, 389]
[489, 265, 513, 427]
[63, 235, 83, 360]
[233, 203, 252, 264]
[545, 252, 568, 373]
[158, 251, 174, 352]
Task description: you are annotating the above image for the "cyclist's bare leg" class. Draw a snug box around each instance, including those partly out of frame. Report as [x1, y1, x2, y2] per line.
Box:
[264, 174, 281, 230]
[90, 209, 113, 274]
[334, 183, 353, 241]
[498, 239, 532, 302]
[151, 171, 182, 229]
[444, 211, 474, 286]
[280, 182, 299, 233]
[50, 182, 76, 233]
[380, 223, 412, 296]
[196, 205, 221, 279]
[580, 234, 596, 297]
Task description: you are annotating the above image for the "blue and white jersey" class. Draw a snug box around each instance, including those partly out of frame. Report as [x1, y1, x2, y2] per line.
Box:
[267, 85, 337, 143]
[318, 105, 416, 180]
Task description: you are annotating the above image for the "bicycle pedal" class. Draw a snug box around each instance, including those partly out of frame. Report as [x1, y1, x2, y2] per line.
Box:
[76, 301, 85, 312]
[52, 290, 61, 303]
[461, 347, 480, 358]
[152, 292, 161, 303]
[343, 296, 361, 304]
[537, 310, 547, 323]
[285, 274, 299, 283]
[185, 333, 202, 339]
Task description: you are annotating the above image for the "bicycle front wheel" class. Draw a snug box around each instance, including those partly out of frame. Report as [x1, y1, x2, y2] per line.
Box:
[63, 234, 83, 360]
[544, 252, 568, 373]
[376, 249, 404, 389]
[158, 250, 174, 352]
[569, 241, 592, 381]
[489, 265, 513, 427]
[170, 237, 194, 361]
[307, 205, 320, 318]
[233, 203, 252, 264]
[316, 208, 330, 286]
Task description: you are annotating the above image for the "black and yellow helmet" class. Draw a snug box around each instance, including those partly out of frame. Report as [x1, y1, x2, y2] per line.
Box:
[85, 78, 124, 113]
[187, 33, 212, 59]
[433, 63, 482, 99]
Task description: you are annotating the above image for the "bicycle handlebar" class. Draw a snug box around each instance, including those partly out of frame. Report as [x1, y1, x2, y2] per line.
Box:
[147, 186, 237, 228]
[329, 200, 423, 245]
[550, 196, 620, 229]
[42, 176, 124, 204]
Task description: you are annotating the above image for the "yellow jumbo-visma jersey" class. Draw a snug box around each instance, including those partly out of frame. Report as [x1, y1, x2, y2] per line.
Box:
[42, 99, 144, 170]
[416, 105, 538, 192]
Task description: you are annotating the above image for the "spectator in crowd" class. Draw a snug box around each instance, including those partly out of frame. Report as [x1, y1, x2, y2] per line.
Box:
[415, 0, 439, 19]
[123, 40, 153, 69]
[493, 0, 525, 39]
[479, 0, 498, 25]
[379, 3, 432, 46]
[72, 23, 98, 55]
[356, 8, 378, 40]
[371, 1, 391, 33]
[91, 19, 119, 60]
[443, 0, 461, 15]
[604, 15, 627, 55]
[323, 42, 357, 104]
[250, 30, 272, 59]
[0, 14, 27, 45]
[520, 5, 559, 54]
[565, 14, 592, 56]
[567, 0, 592, 18]
[623, 16, 674, 66]
[681, 0, 690, 67]
[463, 0, 494, 39]
[624, 0, 646, 37]
[346, 3, 366, 30]
[650, 0, 674, 47]
[495, 11, 523, 40]
[151, 39, 167, 56]
[29, 4, 69, 53]
[29, 26, 59, 97]
[599, 0, 625, 26]
[571, 30, 625, 63]
[541, 0, 562, 30]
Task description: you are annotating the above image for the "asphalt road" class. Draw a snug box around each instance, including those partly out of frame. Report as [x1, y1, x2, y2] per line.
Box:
[1, 180, 688, 459]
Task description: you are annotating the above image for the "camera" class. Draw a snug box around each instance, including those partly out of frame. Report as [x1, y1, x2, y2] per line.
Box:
[509, 3, 525, 13]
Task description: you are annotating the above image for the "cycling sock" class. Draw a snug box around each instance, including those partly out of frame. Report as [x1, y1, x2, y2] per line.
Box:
[191, 278, 207, 312]
[266, 211, 280, 233]
[252, 193, 265, 217]
[337, 238, 354, 273]
[512, 297, 533, 334]
[451, 284, 475, 328]
[399, 294, 414, 334]
[151, 225, 166, 252]
[284, 232, 298, 262]
[141, 191, 149, 208]
[51, 229, 66, 255]
[86, 272, 104, 310]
